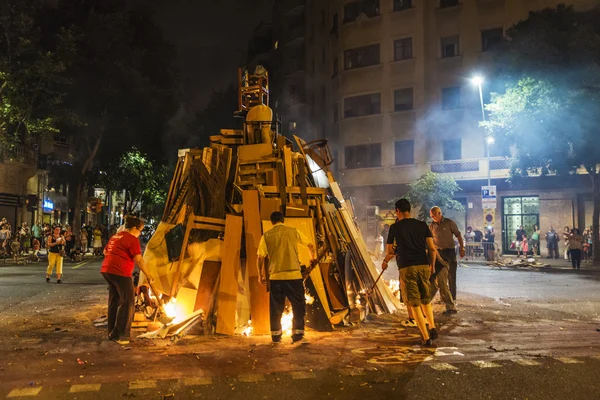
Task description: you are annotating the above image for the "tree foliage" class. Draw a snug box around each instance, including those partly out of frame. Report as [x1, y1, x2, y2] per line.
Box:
[398, 172, 464, 222]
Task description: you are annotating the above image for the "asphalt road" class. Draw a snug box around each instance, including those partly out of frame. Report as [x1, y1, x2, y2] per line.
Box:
[0, 258, 599, 399]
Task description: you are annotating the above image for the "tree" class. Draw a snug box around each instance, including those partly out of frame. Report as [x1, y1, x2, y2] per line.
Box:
[38, 0, 178, 240]
[0, 0, 69, 153]
[483, 5, 600, 263]
[395, 172, 464, 222]
[103, 149, 167, 221]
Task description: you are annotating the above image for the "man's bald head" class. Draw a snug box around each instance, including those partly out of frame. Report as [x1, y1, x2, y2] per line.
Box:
[430, 206, 443, 223]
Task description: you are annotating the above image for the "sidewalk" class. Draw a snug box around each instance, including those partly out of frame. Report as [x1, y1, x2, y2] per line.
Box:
[461, 254, 600, 271]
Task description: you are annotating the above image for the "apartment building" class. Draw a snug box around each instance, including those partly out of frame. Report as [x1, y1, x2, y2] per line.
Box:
[263, 0, 597, 253]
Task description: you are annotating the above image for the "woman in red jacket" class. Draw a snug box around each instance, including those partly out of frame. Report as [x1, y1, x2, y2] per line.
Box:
[101, 216, 154, 345]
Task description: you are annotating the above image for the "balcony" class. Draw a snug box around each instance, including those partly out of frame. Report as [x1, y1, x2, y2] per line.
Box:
[0, 144, 38, 166]
[431, 159, 479, 173]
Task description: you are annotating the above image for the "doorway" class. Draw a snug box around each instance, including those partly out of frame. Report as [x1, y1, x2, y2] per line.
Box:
[502, 196, 539, 254]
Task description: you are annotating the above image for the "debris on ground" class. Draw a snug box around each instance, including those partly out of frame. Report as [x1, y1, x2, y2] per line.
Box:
[489, 258, 551, 270]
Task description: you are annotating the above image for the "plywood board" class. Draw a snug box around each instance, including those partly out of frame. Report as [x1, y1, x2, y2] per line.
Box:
[283, 147, 293, 186]
[242, 190, 269, 335]
[262, 218, 331, 318]
[216, 215, 243, 335]
[194, 261, 221, 313]
[260, 197, 281, 221]
[238, 143, 273, 162]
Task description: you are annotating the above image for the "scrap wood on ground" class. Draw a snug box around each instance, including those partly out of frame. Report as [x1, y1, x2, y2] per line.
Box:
[134, 66, 402, 340]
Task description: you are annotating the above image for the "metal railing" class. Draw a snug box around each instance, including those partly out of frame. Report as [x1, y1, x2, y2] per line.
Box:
[465, 242, 497, 261]
[431, 159, 480, 173]
[0, 144, 38, 165]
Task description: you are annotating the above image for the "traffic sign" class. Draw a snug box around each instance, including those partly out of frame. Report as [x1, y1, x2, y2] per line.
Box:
[481, 185, 497, 209]
[484, 208, 495, 227]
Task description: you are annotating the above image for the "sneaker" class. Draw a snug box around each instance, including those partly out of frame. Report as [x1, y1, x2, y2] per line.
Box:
[442, 309, 457, 316]
[271, 334, 282, 343]
[401, 318, 417, 328]
[420, 339, 434, 347]
[291, 334, 305, 343]
[115, 339, 130, 345]
[429, 328, 439, 340]
[46, 277, 50, 283]
[57, 279, 62, 284]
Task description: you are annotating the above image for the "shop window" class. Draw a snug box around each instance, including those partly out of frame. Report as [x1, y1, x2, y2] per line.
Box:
[394, 37, 413, 61]
[344, 93, 381, 118]
[395, 140, 414, 165]
[344, 0, 380, 23]
[344, 44, 380, 70]
[443, 139, 461, 161]
[345, 143, 381, 169]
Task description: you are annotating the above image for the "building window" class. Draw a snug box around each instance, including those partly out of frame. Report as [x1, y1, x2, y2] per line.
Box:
[344, 93, 381, 118]
[331, 13, 339, 34]
[333, 103, 339, 123]
[393, 0, 412, 11]
[440, 0, 459, 8]
[393, 37, 413, 61]
[481, 28, 503, 52]
[394, 88, 413, 111]
[332, 57, 338, 77]
[345, 143, 381, 169]
[395, 140, 414, 165]
[344, 0, 380, 23]
[441, 35, 459, 58]
[344, 44, 380, 70]
[441, 87, 460, 109]
[443, 139, 461, 161]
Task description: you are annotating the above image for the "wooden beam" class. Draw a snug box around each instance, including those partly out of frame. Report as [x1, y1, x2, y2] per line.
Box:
[298, 159, 308, 205]
[259, 186, 328, 195]
[283, 146, 293, 186]
[242, 190, 270, 335]
[216, 215, 244, 336]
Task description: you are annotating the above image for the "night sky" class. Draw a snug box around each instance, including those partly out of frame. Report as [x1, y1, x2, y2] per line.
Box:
[151, 0, 273, 111]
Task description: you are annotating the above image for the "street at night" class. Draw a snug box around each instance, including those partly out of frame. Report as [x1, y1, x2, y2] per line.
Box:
[1, 259, 599, 399]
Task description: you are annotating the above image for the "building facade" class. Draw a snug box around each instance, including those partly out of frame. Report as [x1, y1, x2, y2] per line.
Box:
[256, 0, 598, 254]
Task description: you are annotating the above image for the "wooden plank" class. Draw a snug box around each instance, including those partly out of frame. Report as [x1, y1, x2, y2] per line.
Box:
[209, 135, 223, 142]
[283, 147, 293, 186]
[298, 159, 308, 205]
[262, 218, 332, 319]
[191, 216, 226, 226]
[285, 204, 309, 217]
[260, 197, 281, 221]
[221, 137, 244, 145]
[276, 160, 287, 212]
[242, 190, 270, 335]
[320, 262, 347, 310]
[193, 223, 225, 232]
[170, 214, 195, 297]
[260, 186, 328, 196]
[216, 215, 244, 336]
[194, 261, 221, 314]
[238, 143, 273, 162]
[239, 157, 280, 165]
[220, 129, 243, 137]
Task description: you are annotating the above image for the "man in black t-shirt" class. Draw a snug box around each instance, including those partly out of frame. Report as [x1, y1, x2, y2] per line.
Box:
[515, 226, 526, 257]
[381, 198, 438, 346]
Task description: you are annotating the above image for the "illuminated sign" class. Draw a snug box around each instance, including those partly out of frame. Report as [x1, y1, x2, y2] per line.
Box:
[43, 200, 54, 211]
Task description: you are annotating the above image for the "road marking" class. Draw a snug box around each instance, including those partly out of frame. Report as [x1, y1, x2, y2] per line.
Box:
[237, 373, 266, 383]
[7, 387, 42, 397]
[592, 356, 600, 360]
[429, 363, 458, 371]
[512, 359, 541, 366]
[290, 371, 317, 380]
[556, 357, 583, 364]
[71, 260, 93, 269]
[181, 377, 212, 386]
[338, 368, 366, 376]
[69, 384, 101, 393]
[128, 380, 157, 390]
[471, 361, 501, 368]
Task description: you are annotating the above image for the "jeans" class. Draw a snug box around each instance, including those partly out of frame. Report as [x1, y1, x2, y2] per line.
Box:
[570, 249, 581, 270]
[269, 279, 305, 339]
[430, 265, 456, 311]
[102, 272, 135, 340]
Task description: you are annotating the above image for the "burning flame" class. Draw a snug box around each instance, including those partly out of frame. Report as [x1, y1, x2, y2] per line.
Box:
[388, 279, 400, 298]
[281, 307, 294, 336]
[162, 298, 187, 324]
[242, 320, 253, 337]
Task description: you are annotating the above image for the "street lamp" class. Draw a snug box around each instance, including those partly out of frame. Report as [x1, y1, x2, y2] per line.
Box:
[471, 75, 491, 186]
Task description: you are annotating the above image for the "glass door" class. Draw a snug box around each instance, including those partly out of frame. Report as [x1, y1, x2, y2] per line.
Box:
[502, 196, 540, 254]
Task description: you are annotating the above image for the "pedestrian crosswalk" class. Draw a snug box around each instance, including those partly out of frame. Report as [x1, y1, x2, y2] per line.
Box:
[3, 356, 597, 398]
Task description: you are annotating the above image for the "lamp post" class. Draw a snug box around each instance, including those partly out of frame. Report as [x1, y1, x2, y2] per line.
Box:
[471, 76, 492, 186]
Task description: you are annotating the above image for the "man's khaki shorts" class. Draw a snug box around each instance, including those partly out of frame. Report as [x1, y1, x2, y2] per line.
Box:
[399, 265, 432, 307]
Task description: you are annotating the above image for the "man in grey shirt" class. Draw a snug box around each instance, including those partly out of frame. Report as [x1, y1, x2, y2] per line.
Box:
[429, 207, 465, 304]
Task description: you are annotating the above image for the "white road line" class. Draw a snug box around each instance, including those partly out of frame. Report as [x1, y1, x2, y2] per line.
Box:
[237, 373, 266, 383]
[128, 380, 157, 390]
[556, 357, 584, 364]
[592, 356, 600, 360]
[69, 384, 102, 393]
[7, 387, 42, 397]
[181, 377, 213, 386]
[471, 361, 501, 368]
[512, 359, 541, 366]
[338, 368, 366, 376]
[429, 363, 458, 371]
[290, 371, 317, 380]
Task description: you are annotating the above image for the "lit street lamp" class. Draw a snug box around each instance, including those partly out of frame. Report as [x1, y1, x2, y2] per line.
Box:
[472, 75, 492, 186]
